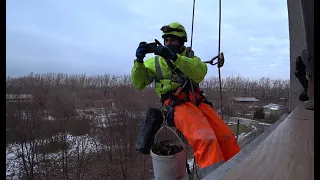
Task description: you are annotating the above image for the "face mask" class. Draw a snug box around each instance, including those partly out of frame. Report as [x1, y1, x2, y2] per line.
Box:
[166, 45, 182, 54]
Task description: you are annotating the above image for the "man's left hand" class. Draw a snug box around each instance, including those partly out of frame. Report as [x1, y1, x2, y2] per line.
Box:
[154, 45, 177, 61]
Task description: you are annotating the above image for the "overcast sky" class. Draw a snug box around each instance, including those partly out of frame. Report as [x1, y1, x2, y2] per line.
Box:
[6, 0, 290, 79]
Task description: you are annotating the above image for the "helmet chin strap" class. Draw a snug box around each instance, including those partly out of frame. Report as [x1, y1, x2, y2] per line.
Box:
[166, 44, 184, 54]
[163, 39, 185, 54]
[179, 46, 185, 54]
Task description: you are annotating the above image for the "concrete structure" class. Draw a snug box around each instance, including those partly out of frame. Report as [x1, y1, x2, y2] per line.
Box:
[201, 0, 314, 179]
[287, 0, 307, 111]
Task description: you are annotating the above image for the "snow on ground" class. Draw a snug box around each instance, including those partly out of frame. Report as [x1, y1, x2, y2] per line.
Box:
[6, 147, 20, 180]
[6, 130, 135, 179]
[6, 133, 104, 179]
[6, 107, 128, 179]
[44, 115, 55, 121]
[237, 132, 248, 140]
[7, 108, 268, 179]
[239, 125, 258, 140]
[6, 106, 144, 179]
[77, 107, 141, 128]
[187, 158, 195, 168]
[228, 121, 263, 141]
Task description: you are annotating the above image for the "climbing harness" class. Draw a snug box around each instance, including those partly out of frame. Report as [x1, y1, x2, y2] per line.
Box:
[153, 0, 225, 177]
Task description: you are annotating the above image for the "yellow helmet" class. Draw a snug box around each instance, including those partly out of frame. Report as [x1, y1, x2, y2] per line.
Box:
[161, 22, 188, 42]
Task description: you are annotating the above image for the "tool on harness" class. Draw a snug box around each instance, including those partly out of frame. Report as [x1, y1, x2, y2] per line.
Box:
[162, 81, 189, 126]
[135, 108, 164, 154]
[204, 52, 225, 68]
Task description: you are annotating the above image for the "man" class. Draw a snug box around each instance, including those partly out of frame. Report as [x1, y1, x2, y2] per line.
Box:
[131, 22, 240, 169]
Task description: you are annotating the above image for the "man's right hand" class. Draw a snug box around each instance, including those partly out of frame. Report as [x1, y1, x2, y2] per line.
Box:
[136, 42, 148, 63]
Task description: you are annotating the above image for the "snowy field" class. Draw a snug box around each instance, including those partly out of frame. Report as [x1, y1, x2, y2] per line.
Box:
[6, 108, 268, 180]
[6, 107, 136, 180]
[6, 134, 97, 180]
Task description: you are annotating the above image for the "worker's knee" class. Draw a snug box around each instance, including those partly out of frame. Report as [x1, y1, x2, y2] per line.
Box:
[192, 130, 217, 145]
[202, 135, 218, 146]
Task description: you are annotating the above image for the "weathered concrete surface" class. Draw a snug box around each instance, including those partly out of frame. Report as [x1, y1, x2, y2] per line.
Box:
[287, 0, 307, 111]
[202, 113, 288, 180]
[219, 103, 313, 180]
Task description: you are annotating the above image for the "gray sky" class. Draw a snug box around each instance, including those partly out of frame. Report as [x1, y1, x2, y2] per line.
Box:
[6, 0, 290, 79]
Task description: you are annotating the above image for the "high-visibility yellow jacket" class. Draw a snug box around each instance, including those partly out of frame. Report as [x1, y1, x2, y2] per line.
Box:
[131, 47, 207, 96]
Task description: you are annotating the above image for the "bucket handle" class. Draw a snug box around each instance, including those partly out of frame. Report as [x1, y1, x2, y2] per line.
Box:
[153, 126, 184, 145]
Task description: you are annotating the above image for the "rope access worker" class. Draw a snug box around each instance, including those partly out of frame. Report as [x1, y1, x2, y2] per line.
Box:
[131, 22, 240, 169]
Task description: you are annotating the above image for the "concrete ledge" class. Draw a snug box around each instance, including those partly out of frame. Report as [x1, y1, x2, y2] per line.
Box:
[202, 113, 288, 180]
[204, 103, 313, 180]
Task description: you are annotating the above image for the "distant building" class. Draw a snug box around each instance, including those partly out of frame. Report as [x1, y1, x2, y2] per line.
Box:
[233, 97, 260, 104]
[6, 94, 33, 103]
[231, 97, 260, 115]
[263, 103, 283, 111]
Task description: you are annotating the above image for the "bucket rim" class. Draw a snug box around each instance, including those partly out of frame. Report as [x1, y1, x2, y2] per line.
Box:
[150, 142, 187, 158]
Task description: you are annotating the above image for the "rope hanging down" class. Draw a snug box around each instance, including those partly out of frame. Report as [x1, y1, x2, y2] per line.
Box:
[217, 0, 224, 120]
[189, 2, 200, 178]
[189, 0, 197, 108]
[189, 0, 196, 51]
[188, 0, 224, 120]
[188, 0, 224, 178]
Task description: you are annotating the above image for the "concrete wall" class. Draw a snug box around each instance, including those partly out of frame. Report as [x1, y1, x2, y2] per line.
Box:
[287, 0, 306, 111]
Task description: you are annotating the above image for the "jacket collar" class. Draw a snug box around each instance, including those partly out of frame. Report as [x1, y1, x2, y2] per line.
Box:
[178, 46, 187, 56]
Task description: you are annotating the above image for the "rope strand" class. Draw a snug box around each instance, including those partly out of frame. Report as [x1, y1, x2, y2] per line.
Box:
[187, 0, 224, 176]
[190, 0, 196, 50]
[217, 0, 224, 120]
[190, 1, 199, 178]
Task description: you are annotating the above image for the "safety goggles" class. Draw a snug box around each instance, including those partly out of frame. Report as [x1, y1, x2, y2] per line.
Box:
[161, 25, 184, 33]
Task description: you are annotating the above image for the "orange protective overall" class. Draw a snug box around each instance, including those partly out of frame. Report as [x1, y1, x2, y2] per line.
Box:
[164, 91, 240, 168]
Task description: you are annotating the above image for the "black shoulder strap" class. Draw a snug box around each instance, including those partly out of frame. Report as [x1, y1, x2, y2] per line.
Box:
[164, 46, 194, 75]
[164, 58, 176, 72]
[165, 58, 184, 75]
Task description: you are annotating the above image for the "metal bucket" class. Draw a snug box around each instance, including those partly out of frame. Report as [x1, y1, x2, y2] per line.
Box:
[150, 126, 189, 180]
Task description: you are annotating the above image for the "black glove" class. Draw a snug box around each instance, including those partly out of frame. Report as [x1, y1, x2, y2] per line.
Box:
[136, 42, 148, 63]
[154, 45, 177, 61]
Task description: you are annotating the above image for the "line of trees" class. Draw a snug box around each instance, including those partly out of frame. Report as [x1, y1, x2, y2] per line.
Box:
[6, 73, 289, 104]
[6, 73, 289, 180]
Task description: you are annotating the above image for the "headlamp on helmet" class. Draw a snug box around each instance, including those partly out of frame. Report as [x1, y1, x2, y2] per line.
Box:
[161, 22, 188, 42]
